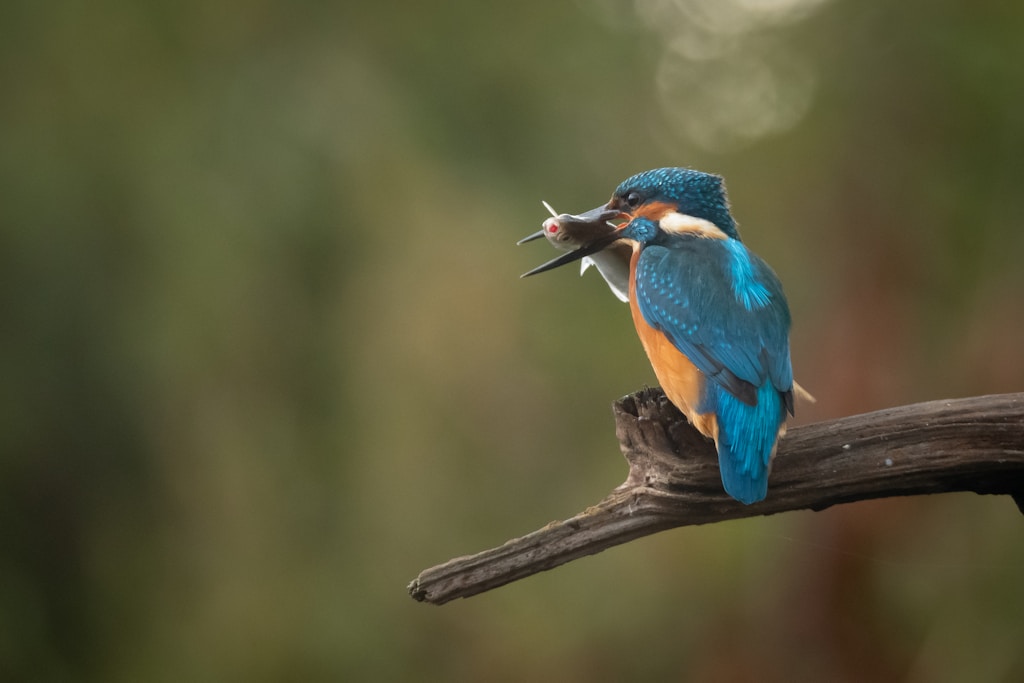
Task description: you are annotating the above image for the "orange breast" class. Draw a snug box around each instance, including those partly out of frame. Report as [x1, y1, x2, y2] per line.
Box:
[628, 248, 718, 441]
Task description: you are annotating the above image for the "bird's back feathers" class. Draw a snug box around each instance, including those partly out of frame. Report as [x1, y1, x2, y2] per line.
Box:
[631, 233, 793, 503]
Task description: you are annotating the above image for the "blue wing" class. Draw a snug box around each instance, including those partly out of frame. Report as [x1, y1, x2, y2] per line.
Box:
[633, 236, 794, 412]
[635, 235, 795, 504]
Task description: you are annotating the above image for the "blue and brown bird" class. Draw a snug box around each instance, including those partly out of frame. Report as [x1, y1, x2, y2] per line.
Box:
[522, 167, 802, 504]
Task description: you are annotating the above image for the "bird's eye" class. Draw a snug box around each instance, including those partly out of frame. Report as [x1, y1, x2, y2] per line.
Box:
[625, 191, 642, 208]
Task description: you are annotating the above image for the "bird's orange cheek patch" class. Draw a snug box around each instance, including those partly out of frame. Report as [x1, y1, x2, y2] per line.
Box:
[631, 201, 676, 222]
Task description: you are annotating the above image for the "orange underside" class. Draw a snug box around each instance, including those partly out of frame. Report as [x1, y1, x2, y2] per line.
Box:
[628, 249, 718, 442]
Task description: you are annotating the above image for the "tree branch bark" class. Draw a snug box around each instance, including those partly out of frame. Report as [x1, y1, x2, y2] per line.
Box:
[408, 391, 1024, 605]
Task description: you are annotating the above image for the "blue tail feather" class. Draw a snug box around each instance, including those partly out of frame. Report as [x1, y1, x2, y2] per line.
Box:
[703, 382, 786, 504]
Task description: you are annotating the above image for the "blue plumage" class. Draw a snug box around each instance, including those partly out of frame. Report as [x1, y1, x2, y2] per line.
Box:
[631, 231, 793, 408]
[703, 382, 787, 504]
[620, 169, 795, 503]
[722, 239, 772, 312]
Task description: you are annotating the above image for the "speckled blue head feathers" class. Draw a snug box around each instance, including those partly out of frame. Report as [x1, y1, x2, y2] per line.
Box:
[613, 168, 739, 240]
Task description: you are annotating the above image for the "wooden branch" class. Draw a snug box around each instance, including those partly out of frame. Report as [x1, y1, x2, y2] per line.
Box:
[408, 391, 1024, 605]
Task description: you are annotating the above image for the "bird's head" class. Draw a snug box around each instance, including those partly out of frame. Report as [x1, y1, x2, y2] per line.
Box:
[608, 168, 739, 241]
[522, 167, 739, 278]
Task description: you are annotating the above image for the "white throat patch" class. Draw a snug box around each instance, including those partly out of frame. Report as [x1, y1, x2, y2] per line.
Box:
[659, 212, 728, 240]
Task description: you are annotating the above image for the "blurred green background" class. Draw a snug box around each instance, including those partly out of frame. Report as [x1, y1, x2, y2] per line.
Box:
[2, 0, 1023, 681]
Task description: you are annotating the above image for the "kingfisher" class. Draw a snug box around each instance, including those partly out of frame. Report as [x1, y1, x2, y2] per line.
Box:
[522, 167, 797, 504]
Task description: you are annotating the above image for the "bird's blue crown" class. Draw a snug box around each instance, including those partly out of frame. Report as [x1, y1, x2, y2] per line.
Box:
[615, 168, 740, 240]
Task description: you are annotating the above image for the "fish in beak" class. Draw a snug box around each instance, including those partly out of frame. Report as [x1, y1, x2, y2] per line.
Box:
[518, 202, 631, 301]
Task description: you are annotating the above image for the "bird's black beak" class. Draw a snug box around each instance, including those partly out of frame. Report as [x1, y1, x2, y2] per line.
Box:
[558, 204, 623, 230]
[520, 204, 624, 277]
